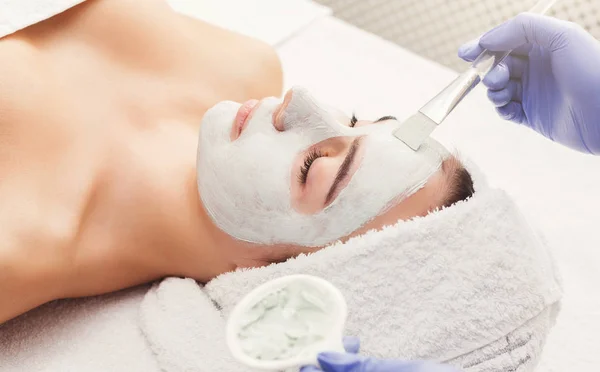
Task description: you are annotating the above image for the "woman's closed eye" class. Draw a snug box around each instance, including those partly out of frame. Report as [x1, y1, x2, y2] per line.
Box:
[298, 148, 325, 185]
[292, 136, 363, 214]
[298, 113, 397, 186]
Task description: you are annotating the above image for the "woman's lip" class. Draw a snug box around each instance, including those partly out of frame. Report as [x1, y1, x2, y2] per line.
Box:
[231, 99, 260, 140]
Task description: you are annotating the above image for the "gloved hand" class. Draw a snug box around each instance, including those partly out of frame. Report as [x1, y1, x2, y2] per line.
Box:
[300, 337, 461, 372]
[458, 12, 600, 154]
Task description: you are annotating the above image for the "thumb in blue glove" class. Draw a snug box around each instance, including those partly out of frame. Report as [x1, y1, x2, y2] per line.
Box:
[458, 12, 600, 154]
[300, 337, 360, 372]
[301, 336, 460, 372]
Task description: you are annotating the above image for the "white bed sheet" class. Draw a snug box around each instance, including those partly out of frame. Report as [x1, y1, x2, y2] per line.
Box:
[277, 17, 600, 372]
[167, 0, 330, 46]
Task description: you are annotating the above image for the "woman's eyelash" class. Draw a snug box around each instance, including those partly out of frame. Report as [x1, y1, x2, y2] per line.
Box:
[299, 149, 324, 184]
[350, 114, 358, 127]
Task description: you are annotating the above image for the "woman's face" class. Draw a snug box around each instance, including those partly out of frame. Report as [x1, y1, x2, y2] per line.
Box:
[197, 87, 449, 248]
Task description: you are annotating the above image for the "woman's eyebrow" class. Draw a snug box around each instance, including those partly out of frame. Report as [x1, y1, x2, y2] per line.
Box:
[325, 137, 362, 205]
[374, 115, 397, 123]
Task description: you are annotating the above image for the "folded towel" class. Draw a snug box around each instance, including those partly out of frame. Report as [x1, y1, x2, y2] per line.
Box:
[141, 277, 248, 372]
[139, 162, 562, 372]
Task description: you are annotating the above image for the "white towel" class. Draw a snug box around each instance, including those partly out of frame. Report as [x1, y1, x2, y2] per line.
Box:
[0, 285, 159, 372]
[139, 163, 562, 372]
[0, 0, 86, 39]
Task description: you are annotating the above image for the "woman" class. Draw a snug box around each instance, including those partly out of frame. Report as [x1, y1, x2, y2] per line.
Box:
[0, 0, 473, 324]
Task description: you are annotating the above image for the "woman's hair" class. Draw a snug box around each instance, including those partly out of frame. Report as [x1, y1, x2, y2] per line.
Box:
[442, 164, 475, 208]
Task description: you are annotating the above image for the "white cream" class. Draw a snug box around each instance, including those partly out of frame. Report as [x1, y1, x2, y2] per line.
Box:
[237, 282, 332, 361]
[197, 86, 448, 246]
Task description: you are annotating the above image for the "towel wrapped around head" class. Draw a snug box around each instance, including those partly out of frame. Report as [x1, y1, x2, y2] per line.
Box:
[140, 162, 562, 372]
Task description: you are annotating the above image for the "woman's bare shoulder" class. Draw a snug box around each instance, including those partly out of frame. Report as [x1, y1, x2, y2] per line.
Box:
[0, 37, 44, 130]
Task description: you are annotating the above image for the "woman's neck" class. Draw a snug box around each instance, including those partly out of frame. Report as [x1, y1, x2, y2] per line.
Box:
[120, 127, 236, 279]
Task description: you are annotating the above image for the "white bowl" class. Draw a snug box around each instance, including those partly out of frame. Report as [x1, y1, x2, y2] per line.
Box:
[226, 274, 348, 370]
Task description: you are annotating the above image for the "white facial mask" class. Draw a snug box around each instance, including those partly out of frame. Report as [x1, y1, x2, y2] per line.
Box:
[197, 87, 447, 247]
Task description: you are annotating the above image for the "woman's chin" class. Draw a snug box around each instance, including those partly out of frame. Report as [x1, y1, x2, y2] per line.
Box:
[198, 101, 241, 145]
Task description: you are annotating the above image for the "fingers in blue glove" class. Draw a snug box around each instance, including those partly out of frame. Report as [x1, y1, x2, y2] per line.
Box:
[300, 366, 323, 372]
[502, 55, 528, 79]
[458, 39, 532, 66]
[457, 38, 483, 62]
[458, 12, 600, 153]
[480, 12, 574, 52]
[496, 102, 527, 124]
[300, 337, 361, 372]
[318, 352, 461, 372]
[482, 62, 509, 90]
[487, 55, 528, 86]
[342, 336, 360, 354]
[458, 43, 529, 106]
[458, 38, 531, 63]
[488, 79, 523, 107]
[459, 50, 527, 91]
[318, 352, 363, 372]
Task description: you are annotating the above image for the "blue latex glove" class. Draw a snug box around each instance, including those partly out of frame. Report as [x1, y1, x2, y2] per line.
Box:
[458, 12, 600, 154]
[300, 337, 460, 372]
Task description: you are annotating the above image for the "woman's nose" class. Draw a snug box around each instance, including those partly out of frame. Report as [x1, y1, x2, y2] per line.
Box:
[272, 88, 293, 131]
